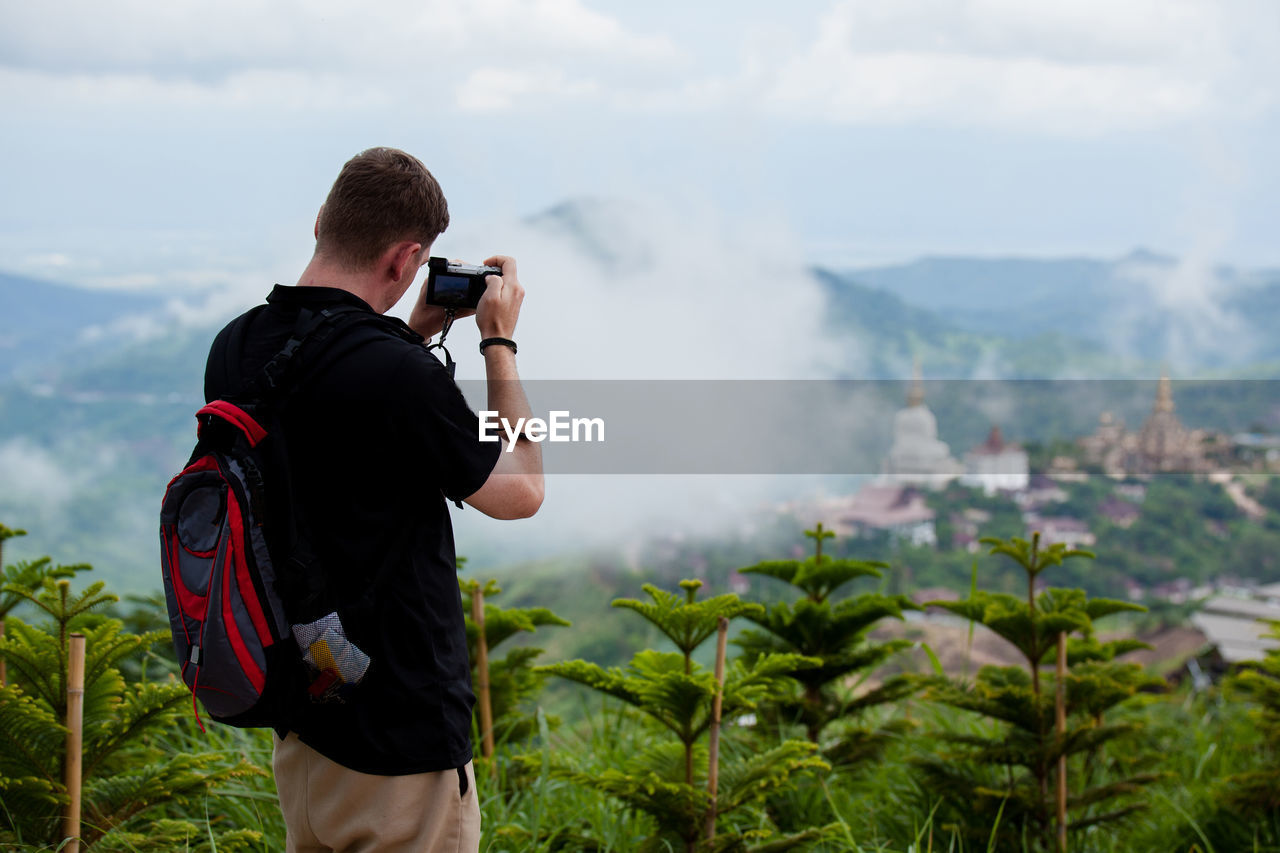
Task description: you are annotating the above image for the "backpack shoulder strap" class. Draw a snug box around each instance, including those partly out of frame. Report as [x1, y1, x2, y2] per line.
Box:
[212, 301, 424, 404]
[245, 307, 425, 620]
[205, 305, 266, 402]
[251, 305, 421, 403]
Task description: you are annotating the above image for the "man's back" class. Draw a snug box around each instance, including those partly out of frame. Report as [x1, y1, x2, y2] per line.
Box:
[201, 145, 539, 852]
[205, 283, 500, 774]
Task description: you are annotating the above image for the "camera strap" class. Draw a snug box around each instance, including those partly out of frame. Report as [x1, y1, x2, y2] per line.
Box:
[425, 308, 457, 379]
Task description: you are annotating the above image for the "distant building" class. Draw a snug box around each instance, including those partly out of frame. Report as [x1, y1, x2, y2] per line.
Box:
[1025, 514, 1095, 549]
[1147, 578, 1199, 603]
[1115, 483, 1147, 502]
[1080, 374, 1212, 476]
[961, 425, 1029, 495]
[1080, 411, 1127, 475]
[1231, 433, 1280, 470]
[1121, 626, 1220, 686]
[1015, 474, 1068, 510]
[832, 482, 937, 546]
[885, 363, 962, 488]
[1098, 496, 1141, 528]
[1138, 374, 1201, 471]
[1190, 594, 1280, 663]
[1047, 455, 1089, 483]
[949, 507, 991, 552]
[1259, 582, 1280, 605]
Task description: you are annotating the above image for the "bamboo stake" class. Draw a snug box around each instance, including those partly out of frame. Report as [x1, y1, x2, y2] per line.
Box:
[1056, 631, 1068, 853]
[0, 532, 6, 688]
[0, 530, 6, 688]
[472, 589, 494, 759]
[64, 633, 86, 853]
[704, 616, 730, 842]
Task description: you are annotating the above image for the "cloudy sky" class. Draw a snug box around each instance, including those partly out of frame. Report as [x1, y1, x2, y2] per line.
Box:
[1, 0, 1278, 293]
[3, 1, 1279, 569]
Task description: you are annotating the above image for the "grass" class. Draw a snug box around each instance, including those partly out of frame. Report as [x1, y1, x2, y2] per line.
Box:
[470, 686, 1272, 853]
[7, 621, 1272, 852]
[4, 683, 1270, 852]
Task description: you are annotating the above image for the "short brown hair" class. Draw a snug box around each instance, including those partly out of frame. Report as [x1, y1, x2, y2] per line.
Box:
[315, 148, 450, 269]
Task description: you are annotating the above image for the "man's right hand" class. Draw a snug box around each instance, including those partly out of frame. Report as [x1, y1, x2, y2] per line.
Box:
[464, 253, 543, 520]
[475, 255, 523, 340]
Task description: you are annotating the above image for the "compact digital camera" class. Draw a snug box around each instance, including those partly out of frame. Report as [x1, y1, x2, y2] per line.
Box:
[424, 257, 502, 309]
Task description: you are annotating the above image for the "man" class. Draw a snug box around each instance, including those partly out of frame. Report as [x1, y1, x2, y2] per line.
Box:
[204, 147, 543, 851]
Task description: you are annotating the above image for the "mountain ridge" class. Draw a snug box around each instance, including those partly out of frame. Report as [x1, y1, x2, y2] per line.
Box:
[0, 272, 164, 383]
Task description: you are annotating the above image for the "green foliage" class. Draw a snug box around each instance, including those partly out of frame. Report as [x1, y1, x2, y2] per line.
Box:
[544, 650, 816, 751]
[8, 476, 1280, 853]
[1220, 620, 1280, 816]
[1098, 475, 1280, 591]
[1, 557, 90, 621]
[613, 580, 763, 662]
[736, 523, 920, 758]
[460, 575, 570, 747]
[0, 559, 260, 850]
[536, 580, 829, 852]
[914, 533, 1163, 852]
[91, 818, 264, 852]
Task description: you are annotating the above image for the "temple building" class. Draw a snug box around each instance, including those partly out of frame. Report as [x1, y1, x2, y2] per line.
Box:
[885, 364, 962, 488]
[961, 425, 1030, 494]
[1138, 374, 1200, 471]
[1080, 373, 1211, 476]
[820, 483, 938, 546]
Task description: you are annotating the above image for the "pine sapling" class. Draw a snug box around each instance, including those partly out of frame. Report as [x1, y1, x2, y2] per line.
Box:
[536, 579, 830, 852]
[914, 533, 1163, 852]
[1221, 619, 1280, 815]
[736, 523, 921, 761]
[0, 573, 258, 850]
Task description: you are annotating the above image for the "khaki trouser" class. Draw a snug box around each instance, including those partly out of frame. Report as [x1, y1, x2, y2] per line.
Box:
[273, 732, 481, 853]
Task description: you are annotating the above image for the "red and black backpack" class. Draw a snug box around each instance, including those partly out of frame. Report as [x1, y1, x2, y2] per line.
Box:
[160, 304, 416, 728]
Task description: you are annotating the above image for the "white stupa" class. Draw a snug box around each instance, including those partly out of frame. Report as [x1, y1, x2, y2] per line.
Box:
[886, 361, 962, 488]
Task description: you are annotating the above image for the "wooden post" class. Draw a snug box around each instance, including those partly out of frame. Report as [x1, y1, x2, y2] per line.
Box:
[704, 617, 730, 842]
[0, 533, 6, 687]
[64, 633, 86, 853]
[472, 589, 494, 759]
[0, 532, 6, 687]
[1055, 631, 1068, 853]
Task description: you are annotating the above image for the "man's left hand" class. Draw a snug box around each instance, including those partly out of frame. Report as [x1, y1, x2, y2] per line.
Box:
[409, 302, 474, 340]
[408, 258, 476, 339]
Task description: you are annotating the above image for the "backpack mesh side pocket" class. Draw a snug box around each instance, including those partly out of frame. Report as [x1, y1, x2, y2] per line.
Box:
[291, 612, 371, 702]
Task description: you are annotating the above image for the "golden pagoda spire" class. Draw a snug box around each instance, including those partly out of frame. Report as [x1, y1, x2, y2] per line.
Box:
[1155, 368, 1174, 414]
[907, 356, 925, 406]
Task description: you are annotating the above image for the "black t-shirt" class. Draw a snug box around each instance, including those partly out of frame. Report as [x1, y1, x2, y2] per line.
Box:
[204, 285, 501, 774]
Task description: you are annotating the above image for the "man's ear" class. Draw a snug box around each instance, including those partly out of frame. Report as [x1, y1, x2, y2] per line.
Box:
[388, 241, 423, 283]
[314, 207, 322, 240]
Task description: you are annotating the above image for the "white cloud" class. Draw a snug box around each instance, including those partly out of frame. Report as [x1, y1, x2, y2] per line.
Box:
[456, 68, 601, 113]
[388, 197, 842, 380]
[1111, 253, 1256, 370]
[746, 0, 1274, 133]
[20, 253, 73, 271]
[0, 439, 78, 514]
[0, 66, 398, 113]
[0, 0, 678, 84]
[75, 266, 290, 346]
[0, 0, 1271, 132]
[0, 2, 682, 121]
[804, 0, 1225, 65]
[763, 51, 1207, 132]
